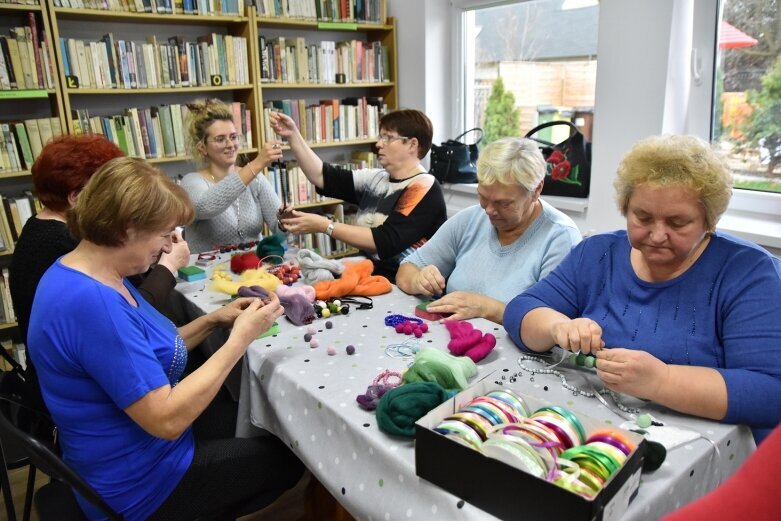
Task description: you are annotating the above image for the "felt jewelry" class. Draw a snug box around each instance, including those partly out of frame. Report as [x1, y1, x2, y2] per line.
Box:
[384, 314, 422, 328]
[373, 369, 403, 388]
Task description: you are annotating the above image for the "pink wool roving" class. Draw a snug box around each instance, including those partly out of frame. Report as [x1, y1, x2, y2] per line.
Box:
[444, 320, 497, 363]
[275, 283, 316, 303]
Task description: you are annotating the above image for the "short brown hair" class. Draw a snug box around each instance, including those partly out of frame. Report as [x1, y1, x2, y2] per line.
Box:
[379, 109, 433, 159]
[615, 135, 733, 231]
[184, 98, 234, 168]
[32, 135, 124, 212]
[67, 157, 194, 247]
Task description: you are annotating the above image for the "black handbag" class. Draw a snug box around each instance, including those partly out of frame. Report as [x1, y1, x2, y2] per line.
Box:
[429, 128, 483, 184]
[524, 121, 591, 198]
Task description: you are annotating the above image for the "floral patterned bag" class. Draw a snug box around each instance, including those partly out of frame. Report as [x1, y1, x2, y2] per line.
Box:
[525, 121, 591, 198]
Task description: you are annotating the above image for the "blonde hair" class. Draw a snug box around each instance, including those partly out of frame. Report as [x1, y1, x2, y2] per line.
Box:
[184, 98, 234, 168]
[614, 135, 732, 231]
[67, 157, 194, 247]
[477, 137, 546, 192]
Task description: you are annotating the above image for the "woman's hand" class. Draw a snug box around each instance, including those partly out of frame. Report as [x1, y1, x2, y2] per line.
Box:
[550, 317, 605, 354]
[254, 140, 284, 170]
[229, 293, 284, 346]
[158, 230, 190, 274]
[280, 210, 330, 235]
[595, 348, 669, 401]
[411, 265, 446, 297]
[427, 291, 486, 321]
[207, 297, 260, 329]
[269, 111, 299, 139]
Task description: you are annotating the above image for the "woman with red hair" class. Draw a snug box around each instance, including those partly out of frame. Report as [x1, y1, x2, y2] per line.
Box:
[9, 134, 190, 410]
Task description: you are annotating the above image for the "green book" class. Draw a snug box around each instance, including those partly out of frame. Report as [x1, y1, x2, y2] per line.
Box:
[112, 116, 129, 155]
[13, 123, 33, 170]
[158, 105, 176, 157]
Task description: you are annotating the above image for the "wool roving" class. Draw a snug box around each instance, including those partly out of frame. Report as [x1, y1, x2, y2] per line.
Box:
[313, 259, 392, 300]
[402, 347, 477, 391]
[230, 251, 261, 274]
[356, 384, 393, 411]
[297, 248, 345, 284]
[256, 233, 286, 262]
[275, 283, 316, 303]
[444, 320, 497, 363]
[209, 268, 280, 296]
[375, 382, 452, 437]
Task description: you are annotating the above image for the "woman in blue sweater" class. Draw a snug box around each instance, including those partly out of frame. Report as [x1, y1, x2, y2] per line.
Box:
[504, 135, 781, 443]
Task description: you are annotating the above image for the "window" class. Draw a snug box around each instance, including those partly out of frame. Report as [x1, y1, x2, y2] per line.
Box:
[713, 0, 781, 194]
[456, 0, 599, 147]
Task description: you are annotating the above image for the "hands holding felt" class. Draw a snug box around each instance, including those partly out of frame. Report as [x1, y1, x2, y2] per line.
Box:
[409, 265, 447, 297]
[218, 294, 284, 347]
[427, 291, 488, 322]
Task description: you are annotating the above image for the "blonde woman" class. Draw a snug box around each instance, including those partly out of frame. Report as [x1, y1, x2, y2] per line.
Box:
[396, 137, 581, 323]
[180, 98, 285, 253]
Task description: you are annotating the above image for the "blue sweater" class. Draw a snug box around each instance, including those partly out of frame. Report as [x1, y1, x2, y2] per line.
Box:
[402, 200, 581, 303]
[504, 230, 781, 442]
[29, 261, 193, 520]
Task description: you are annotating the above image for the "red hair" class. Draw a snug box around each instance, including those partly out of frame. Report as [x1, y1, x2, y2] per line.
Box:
[32, 135, 124, 212]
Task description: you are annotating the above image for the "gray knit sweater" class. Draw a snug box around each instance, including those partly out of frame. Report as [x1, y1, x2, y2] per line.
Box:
[180, 171, 281, 253]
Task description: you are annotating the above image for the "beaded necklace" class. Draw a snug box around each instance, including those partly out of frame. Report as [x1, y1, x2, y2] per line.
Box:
[517, 354, 641, 417]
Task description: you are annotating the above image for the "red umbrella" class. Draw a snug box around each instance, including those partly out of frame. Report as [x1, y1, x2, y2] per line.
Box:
[720, 21, 758, 49]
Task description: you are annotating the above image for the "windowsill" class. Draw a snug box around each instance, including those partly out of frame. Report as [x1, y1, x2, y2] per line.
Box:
[441, 183, 589, 213]
[716, 210, 781, 250]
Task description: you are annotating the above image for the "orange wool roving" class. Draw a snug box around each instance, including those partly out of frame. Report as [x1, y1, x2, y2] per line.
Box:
[313, 260, 392, 300]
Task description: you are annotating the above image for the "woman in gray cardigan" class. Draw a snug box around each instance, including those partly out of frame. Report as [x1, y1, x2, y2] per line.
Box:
[181, 98, 284, 253]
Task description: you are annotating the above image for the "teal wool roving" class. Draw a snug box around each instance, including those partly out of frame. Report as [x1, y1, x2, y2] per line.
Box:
[376, 382, 452, 437]
[402, 347, 477, 391]
[256, 233, 286, 262]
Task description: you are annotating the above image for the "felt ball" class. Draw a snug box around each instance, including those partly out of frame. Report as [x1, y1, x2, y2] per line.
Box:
[339, 304, 349, 315]
[395, 324, 404, 334]
[419, 323, 429, 333]
[575, 353, 587, 366]
[327, 346, 337, 356]
[584, 356, 596, 368]
[307, 325, 316, 334]
[321, 308, 331, 318]
[304, 333, 312, 342]
[637, 414, 653, 429]
[325, 321, 333, 329]
[346, 345, 356, 355]
[328, 302, 338, 312]
[403, 324, 414, 335]
[413, 328, 423, 338]
[333, 299, 341, 307]
[315, 300, 326, 310]
[310, 339, 319, 348]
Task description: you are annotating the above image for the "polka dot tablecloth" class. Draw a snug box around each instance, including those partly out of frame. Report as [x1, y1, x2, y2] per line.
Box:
[176, 262, 754, 521]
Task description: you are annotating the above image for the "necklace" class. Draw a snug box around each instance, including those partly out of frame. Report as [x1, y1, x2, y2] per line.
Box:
[205, 170, 244, 241]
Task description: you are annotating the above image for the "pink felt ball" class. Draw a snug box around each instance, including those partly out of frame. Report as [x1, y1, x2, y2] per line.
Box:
[403, 324, 414, 335]
[413, 328, 423, 338]
[420, 323, 429, 333]
[310, 339, 319, 348]
[327, 346, 337, 356]
[307, 325, 316, 335]
[395, 324, 404, 334]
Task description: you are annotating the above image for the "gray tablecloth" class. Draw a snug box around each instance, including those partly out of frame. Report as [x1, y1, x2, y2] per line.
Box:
[176, 260, 755, 521]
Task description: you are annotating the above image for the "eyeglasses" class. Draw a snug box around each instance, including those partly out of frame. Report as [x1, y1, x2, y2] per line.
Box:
[207, 133, 241, 146]
[376, 134, 410, 145]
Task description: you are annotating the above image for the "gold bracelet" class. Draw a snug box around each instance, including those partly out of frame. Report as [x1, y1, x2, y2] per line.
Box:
[247, 164, 259, 178]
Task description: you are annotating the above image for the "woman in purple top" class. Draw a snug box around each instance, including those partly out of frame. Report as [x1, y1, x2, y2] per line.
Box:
[504, 135, 781, 443]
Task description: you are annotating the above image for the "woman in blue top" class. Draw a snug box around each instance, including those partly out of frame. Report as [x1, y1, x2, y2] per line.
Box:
[396, 137, 581, 323]
[504, 135, 781, 443]
[28, 157, 303, 520]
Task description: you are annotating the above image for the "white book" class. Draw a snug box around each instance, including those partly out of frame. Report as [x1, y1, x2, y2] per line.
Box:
[75, 39, 91, 88]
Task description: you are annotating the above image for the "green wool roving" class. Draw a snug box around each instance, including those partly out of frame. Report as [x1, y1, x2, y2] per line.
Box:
[376, 382, 451, 437]
[402, 347, 477, 391]
[256, 233, 286, 262]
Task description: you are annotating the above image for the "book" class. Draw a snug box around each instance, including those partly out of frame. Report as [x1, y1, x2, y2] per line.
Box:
[0, 37, 17, 89]
[158, 105, 176, 157]
[170, 103, 185, 156]
[13, 123, 33, 170]
[35, 117, 53, 148]
[23, 119, 42, 159]
[26, 13, 44, 89]
[112, 116, 129, 154]
[5, 34, 26, 90]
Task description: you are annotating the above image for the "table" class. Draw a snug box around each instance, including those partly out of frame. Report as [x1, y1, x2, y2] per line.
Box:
[175, 262, 755, 521]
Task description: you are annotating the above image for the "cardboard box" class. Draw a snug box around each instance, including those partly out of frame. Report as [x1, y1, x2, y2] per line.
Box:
[416, 381, 646, 521]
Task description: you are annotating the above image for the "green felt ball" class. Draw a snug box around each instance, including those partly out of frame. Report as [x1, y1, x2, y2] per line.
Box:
[637, 414, 653, 429]
[575, 353, 587, 366]
[584, 356, 596, 368]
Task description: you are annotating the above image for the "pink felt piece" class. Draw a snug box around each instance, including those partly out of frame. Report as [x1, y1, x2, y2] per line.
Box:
[444, 320, 497, 362]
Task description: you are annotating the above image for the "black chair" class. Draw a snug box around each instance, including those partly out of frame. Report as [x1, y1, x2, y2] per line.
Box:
[0, 363, 37, 521]
[0, 395, 122, 521]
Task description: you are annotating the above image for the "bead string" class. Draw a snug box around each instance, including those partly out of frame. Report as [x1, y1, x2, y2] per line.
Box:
[384, 314, 422, 328]
[384, 338, 420, 359]
[517, 355, 641, 415]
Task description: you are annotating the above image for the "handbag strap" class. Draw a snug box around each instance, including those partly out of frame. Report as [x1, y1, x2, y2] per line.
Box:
[453, 128, 483, 145]
[524, 120, 583, 146]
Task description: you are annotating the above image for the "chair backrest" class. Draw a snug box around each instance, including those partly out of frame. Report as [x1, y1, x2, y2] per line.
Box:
[0, 396, 122, 521]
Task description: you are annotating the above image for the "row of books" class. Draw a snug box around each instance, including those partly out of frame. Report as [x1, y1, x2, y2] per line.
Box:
[290, 203, 356, 258]
[252, 0, 387, 24]
[0, 1, 40, 6]
[262, 96, 386, 145]
[0, 273, 18, 326]
[0, 13, 56, 90]
[0, 117, 63, 173]
[71, 102, 252, 160]
[267, 161, 329, 207]
[0, 191, 40, 254]
[259, 36, 389, 85]
[51, 0, 244, 15]
[59, 33, 249, 90]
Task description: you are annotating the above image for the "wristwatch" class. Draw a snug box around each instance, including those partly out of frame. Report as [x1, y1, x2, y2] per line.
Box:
[325, 221, 335, 237]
